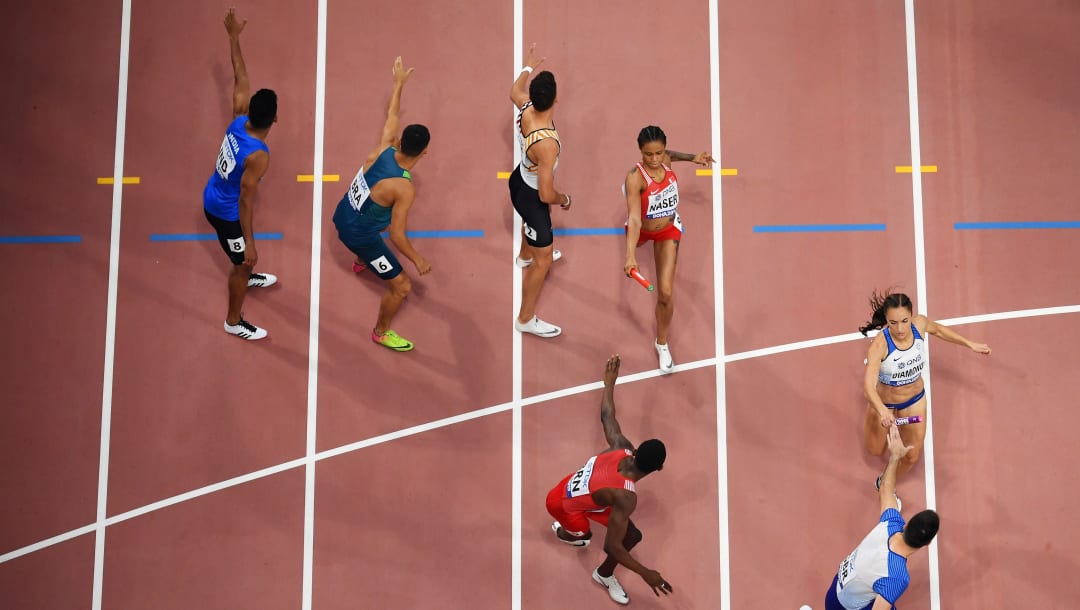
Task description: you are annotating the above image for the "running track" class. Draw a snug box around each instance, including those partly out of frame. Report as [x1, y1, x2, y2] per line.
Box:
[1, 0, 1078, 608]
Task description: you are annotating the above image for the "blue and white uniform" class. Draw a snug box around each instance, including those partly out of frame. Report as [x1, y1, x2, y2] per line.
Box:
[878, 326, 927, 387]
[332, 146, 412, 280]
[825, 509, 910, 610]
[876, 325, 928, 410]
[204, 115, 270, 221]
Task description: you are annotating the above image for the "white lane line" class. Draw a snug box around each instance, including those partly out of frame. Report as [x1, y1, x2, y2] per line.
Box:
[91, 0, 132, 606]
[511, 1, 525, 606]
[902, 1, 940, 607]
[300, 0, 328, 607]
[708, 0, 731, 606]
[5, 306, 1074, 567]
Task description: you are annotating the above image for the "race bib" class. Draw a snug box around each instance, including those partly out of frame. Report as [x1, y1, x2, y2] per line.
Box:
[565, 455, 598, 498]
[368, 255, 394, 274]
[226, 236, 246, 253]
[215, 135, 238, 180]
[523, 222, 538, 242]
[837, 549, 858, 588]
[645, 182, 679, 218]
[347, 167, 372, 211]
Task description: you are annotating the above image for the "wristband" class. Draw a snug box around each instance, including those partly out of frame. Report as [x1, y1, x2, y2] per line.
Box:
[520, 66, 533, 74]
[561, 193, 572, 208]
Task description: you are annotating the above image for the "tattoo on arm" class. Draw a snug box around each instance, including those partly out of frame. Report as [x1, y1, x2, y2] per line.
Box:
[667, 150, 693, 162]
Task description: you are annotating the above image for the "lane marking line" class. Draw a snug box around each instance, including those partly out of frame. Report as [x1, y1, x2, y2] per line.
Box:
[149, 232, 283, 241]
[707, 0, 732, 606]
[901, 3, 941, 608]
[895, 165, 937, 173]
[96, 177, 140, 184]
[954, 221, 1080, 230]
[0, 235, 82, 244]
[301, 0, 329, 607]
[92, 0, 134, 606]
[753, 223, 886, 233]
[5, 305, 1076, 567]
[511, 3, 524, 608]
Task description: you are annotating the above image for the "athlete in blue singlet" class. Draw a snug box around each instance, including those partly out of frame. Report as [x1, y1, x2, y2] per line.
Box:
[824, 424, 940, 610]
[202, 8, 278, 341]
[859, 291, 992, 478]
[332, 56, 431, 352]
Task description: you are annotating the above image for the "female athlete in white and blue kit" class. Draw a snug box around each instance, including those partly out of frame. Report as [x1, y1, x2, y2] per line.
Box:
[860, 291, 992, 476]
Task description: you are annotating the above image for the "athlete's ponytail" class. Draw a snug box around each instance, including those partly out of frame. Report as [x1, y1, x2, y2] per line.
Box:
[859, 290, 913, 336]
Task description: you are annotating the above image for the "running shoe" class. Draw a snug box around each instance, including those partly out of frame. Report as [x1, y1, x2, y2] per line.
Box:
[352, 260, 367, 273]
[224, 317, 268, 340]
[655, 341, 675, 374]
[515, 316, 561, 337]
[372, 329, 414, 352]
[592, 568, 630, 605]
[516, 249, 562, 268]
[551, 521, 591, 547]
[247, 272, 278, 288]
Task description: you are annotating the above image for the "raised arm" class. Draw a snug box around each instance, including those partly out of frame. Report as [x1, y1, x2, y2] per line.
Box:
[375, 57, 415, 151]
[224, 9, 250, 118]
[878, 424, 912, 514]
[510, 44, 544, 108]
[600, 355, 633, 450]
[664, 149, 715, 167]
[921, 316, 992, 355]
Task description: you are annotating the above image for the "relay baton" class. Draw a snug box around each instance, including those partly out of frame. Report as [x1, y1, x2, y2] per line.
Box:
[629, 268, 655, 292]
[895, 416, 923, 426]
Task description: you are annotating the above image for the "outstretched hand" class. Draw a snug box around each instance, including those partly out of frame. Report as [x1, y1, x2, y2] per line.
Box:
[603, 354, 621, 386]
[886, 423, 913, 460]
[692, 152, 715, 167]
[224, 8, 247, 38]
[525, 43, 545, 70]
[392, 56, 415, 85]
[969, 342, 992, 355]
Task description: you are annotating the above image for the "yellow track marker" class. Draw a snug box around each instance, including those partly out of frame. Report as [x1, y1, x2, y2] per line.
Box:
[297, 174, 341, 182]
[696, 168, 738, 177]
[97, 177, 140, 185]
[497, 171, 512, 179]
[895, 165, 938, 173]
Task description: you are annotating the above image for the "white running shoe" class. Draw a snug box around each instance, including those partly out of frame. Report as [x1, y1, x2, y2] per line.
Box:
[592, 568, 630, 605]
[247, 272, 278, 288]
[515, 316, 562, 337]
[655, 341, 675, 374]
[551, 521, 590, 547]
[516, 249, 562, 268]
[224, 317, 268, 340]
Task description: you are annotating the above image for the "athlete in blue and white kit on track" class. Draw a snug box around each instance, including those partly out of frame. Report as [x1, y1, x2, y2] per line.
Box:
[203, 9, 278, 341]
[825, 424, 940, 610]
[860, 290, 991, 477]
[332, 56, 431, 352]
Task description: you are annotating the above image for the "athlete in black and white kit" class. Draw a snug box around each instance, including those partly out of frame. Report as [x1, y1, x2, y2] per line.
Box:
[509, 45, 572, 338]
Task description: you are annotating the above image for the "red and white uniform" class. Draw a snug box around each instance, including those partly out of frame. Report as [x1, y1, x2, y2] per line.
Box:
[628, 163, 683, 245]
[546, 449, 636, 535]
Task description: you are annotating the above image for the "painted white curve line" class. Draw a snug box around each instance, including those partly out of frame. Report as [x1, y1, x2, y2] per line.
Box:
[3, 305, 1074, 566]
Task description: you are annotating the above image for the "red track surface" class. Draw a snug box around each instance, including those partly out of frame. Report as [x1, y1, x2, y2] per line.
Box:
[2, 0, 1078, 609]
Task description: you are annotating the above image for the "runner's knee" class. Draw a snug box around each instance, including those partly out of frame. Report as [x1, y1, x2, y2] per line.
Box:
[389, 274, 411, 298]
